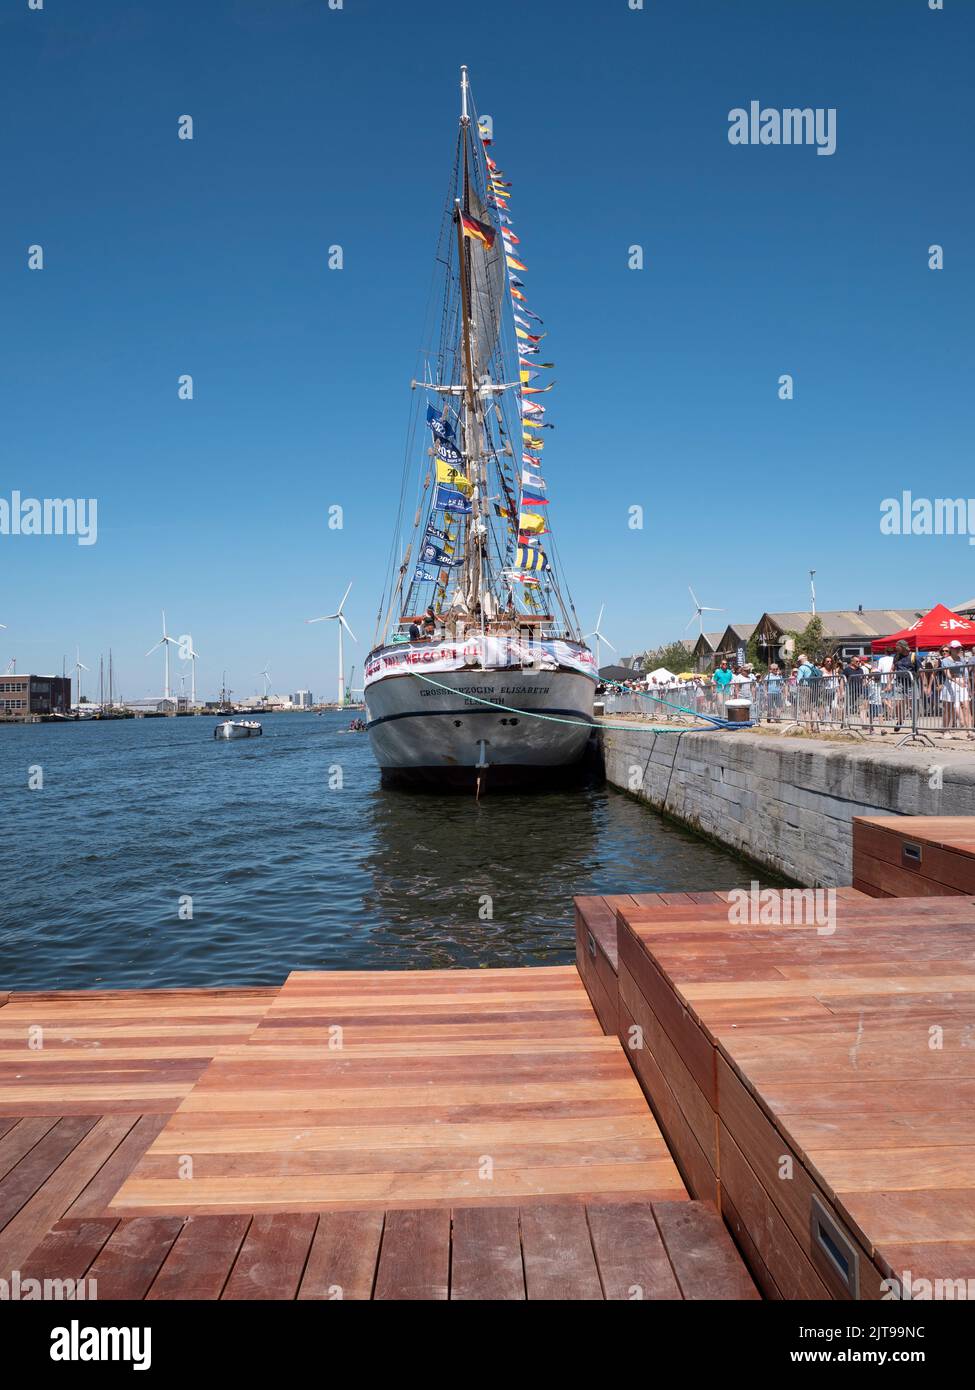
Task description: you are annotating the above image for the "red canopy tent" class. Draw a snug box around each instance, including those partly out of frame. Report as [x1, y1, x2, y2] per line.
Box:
[871, 603, 975, 653]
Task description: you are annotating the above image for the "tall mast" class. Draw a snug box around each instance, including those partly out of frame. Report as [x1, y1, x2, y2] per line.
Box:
[454, 65, 484, 617]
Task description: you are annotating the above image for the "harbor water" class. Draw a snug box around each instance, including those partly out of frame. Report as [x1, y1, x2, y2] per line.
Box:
[1, 711, 760, 990]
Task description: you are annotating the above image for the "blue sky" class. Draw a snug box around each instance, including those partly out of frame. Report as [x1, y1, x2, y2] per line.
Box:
[2, 0, 972, 698]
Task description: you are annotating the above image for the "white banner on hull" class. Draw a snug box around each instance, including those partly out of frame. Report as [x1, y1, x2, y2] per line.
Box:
[365, 636, 596, 688]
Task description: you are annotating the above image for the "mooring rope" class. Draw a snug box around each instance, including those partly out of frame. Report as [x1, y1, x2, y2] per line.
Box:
[600, 678, 751, 728]
[411, 672, 752, 732]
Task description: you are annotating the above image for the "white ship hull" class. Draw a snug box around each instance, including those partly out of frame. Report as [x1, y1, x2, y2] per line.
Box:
[365, 664, 596, 788]
[214, 720, 262, 740]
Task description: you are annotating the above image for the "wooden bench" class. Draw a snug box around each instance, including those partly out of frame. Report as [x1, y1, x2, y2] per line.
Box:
[853, 815, 975, 897]
[615, 894, 975, 1300]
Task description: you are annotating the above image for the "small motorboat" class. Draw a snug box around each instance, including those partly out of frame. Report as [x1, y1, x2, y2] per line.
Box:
[214, 719, 263, 740]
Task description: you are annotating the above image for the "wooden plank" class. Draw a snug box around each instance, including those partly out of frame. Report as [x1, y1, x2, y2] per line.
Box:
[653, 1200, 760, 1300]
[297, 1209, 384, 1301]
[716, 1052, 881, 1291]
[0, 1116, 99, 1233]
[0, 1115, 135, 1278]
[574, 896, 619, 969]
[66, 1114, 171, 1217]
[718, 1121, 831, 1300]
[450, 1205, 525, 1300]
[85, 1217, 185, 1300]
[620, 965, 717, 1168]
[876, 1240, 975, 1293]
[373, 1208, 450, 1300]
[0, 986, 280, 1116]
[520, 1203, 602, 1300]
[618, 925, 716, 1103]
[852, 850, 966, 899]
[221, 1212, 318, 1300]
[17, 1217, 118, 1285]
[854, 817, 975, 894]
[0, 1117, 59, 1180]
[618, 997, 718, 1204]
[587, 1201, 682, 1300]
[146, 1213, 251, 1300]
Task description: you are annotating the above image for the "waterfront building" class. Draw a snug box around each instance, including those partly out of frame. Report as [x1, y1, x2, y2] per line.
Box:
[715, 622, 757, 667]
[292, 690, 313, 708]
[754, 608, 928, 664]
[691, 630, 724, 671]
[0, 674, 71, 717]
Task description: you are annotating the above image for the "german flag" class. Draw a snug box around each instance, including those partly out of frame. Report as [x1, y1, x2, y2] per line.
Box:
[460, 213, 496, 250]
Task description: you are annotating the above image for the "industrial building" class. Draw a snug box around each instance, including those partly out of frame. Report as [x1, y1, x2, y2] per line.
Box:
[0, 674, 71, 718]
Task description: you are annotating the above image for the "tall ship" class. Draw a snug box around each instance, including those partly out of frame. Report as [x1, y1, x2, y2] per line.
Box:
[366, 67, 596, 789]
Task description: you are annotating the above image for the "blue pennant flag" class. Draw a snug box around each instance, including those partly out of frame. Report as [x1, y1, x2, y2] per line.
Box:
[435, 437, 463, 467]
[434, 484, 473, 515]
[426, 406, 455, 442]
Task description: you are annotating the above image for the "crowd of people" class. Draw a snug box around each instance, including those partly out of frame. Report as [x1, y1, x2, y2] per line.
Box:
[600, 638, 975, 737]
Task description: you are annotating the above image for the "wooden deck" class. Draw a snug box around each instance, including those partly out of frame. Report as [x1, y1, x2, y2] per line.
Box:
[615, 893, 975, 1299]
[4, 1198, 755, 1300]
[0, 986, 277, 1115]
[1, 968, 763, 1298]
[111, 967, 686, 1214]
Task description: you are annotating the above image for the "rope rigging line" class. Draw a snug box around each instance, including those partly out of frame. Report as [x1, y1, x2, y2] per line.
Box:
[600, 679, 755, 730]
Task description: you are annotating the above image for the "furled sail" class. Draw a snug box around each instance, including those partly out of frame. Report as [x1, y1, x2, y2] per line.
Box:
[466, 182, 506, 381]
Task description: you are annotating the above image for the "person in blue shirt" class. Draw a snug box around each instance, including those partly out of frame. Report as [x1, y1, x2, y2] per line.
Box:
[764, 663, 783, 722]
[713, 659, 733, 692]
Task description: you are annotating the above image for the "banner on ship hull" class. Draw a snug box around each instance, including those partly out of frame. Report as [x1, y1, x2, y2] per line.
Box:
[365, 637, 596, 687]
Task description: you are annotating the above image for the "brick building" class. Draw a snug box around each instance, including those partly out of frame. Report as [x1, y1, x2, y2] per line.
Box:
[0, 675, 71, 717]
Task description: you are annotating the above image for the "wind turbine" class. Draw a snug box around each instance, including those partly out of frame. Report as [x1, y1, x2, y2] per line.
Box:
[307, 581, 357, 706]
[145, 610, 178, 701]
[74, 646, 90, 704]
[258, 665, 271, 703]
[584, 604, 616, 672]
[187, 644, 200, 707]
[686, 586, 725, 638]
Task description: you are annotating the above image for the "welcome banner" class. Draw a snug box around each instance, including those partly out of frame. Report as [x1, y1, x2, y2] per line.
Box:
[365, 636, 596, 686]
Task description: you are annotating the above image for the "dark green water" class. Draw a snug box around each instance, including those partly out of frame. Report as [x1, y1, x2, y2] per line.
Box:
[0, 711, 758, 989]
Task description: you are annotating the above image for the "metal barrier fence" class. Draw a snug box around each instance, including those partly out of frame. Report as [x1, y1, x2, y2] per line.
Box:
[601, 665, 975, 741]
